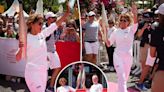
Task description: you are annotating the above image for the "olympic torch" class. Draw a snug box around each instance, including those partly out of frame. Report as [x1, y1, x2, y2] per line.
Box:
[18, 0, 27, 60]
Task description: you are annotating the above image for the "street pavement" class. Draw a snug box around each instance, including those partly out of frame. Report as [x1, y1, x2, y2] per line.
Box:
[0, 71, 151, 92]
[105, 71, 151, 92]
[0, 75, 29, 92]
[0, 42, 151, 92]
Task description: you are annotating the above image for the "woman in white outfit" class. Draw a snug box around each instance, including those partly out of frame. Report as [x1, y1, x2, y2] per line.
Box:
[90, 74, 103, 92]
[106, 3, 138, 92]
[16, 3, 70, 92]
[57, 77, 76, 92]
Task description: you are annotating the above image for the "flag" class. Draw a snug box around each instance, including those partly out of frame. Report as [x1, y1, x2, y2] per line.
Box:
[19, 3, 27, 60]
[56, 42, 80, 68]
[35, 0, 43, 16]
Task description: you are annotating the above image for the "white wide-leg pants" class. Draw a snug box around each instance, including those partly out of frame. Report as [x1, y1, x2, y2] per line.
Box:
[113, 52, 133, 92]
[25, 63, 47, 92]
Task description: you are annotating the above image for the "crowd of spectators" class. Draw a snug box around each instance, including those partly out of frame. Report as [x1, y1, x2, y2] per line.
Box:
[80, 0, 163, 91]
[0, 13, 18, 39]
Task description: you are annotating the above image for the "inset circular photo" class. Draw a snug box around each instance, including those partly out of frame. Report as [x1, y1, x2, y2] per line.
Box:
[55, 61, 108, 92]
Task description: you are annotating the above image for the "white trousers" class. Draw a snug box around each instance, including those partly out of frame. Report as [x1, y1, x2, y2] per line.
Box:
[113, 52, 133, 92]
[25, 63, 47, 92]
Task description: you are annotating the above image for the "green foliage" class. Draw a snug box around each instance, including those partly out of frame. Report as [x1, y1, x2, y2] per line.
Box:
[51, 5, 60, 13]
[0, 0, 8, 10]
[0, 0, 62, 14]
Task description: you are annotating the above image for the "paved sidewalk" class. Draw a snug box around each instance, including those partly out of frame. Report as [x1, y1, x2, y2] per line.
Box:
[0, 72, 151, 92]
[105, 72, 151, 92]
[0, 76, 29, 92]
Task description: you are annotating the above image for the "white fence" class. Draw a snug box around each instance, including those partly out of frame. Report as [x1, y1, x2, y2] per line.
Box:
[132, 40, 141, 75]
[133, 40, 141, 65]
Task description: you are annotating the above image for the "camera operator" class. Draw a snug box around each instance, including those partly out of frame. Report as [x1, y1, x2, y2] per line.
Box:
[135, 12, 154, 91]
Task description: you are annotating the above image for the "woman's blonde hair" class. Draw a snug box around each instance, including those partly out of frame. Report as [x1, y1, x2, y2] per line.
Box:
[26, 14, 43, 32]
[59, 77, 67, 84]
[118, 13, 134, 26]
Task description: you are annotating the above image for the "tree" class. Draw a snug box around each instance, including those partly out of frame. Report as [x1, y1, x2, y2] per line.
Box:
[0, 0, 62, 14]
[5, 0, 13, 9]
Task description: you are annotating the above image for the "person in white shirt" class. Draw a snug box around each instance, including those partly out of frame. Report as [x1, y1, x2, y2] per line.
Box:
[57, 77, 76, 92]
[44, 12, 62, 92]
[106, 19, 116, 71]
[16, 3, 70, 92]
[89, 74, 103, 92]
[106, 2, 138, 92]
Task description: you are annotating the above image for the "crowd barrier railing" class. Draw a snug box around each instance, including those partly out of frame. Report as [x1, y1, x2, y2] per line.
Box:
[0, 38, 80, 77]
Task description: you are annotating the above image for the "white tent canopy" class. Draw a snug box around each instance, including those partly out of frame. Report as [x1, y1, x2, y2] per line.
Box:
[2, 0, 29, 17]
[135, 1, 150, 4]
[35, 0, 43, 16]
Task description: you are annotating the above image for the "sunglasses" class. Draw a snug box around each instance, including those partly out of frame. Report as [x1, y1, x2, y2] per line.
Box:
[120, 19, 128, 22]
[108, 22, 114, 24]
